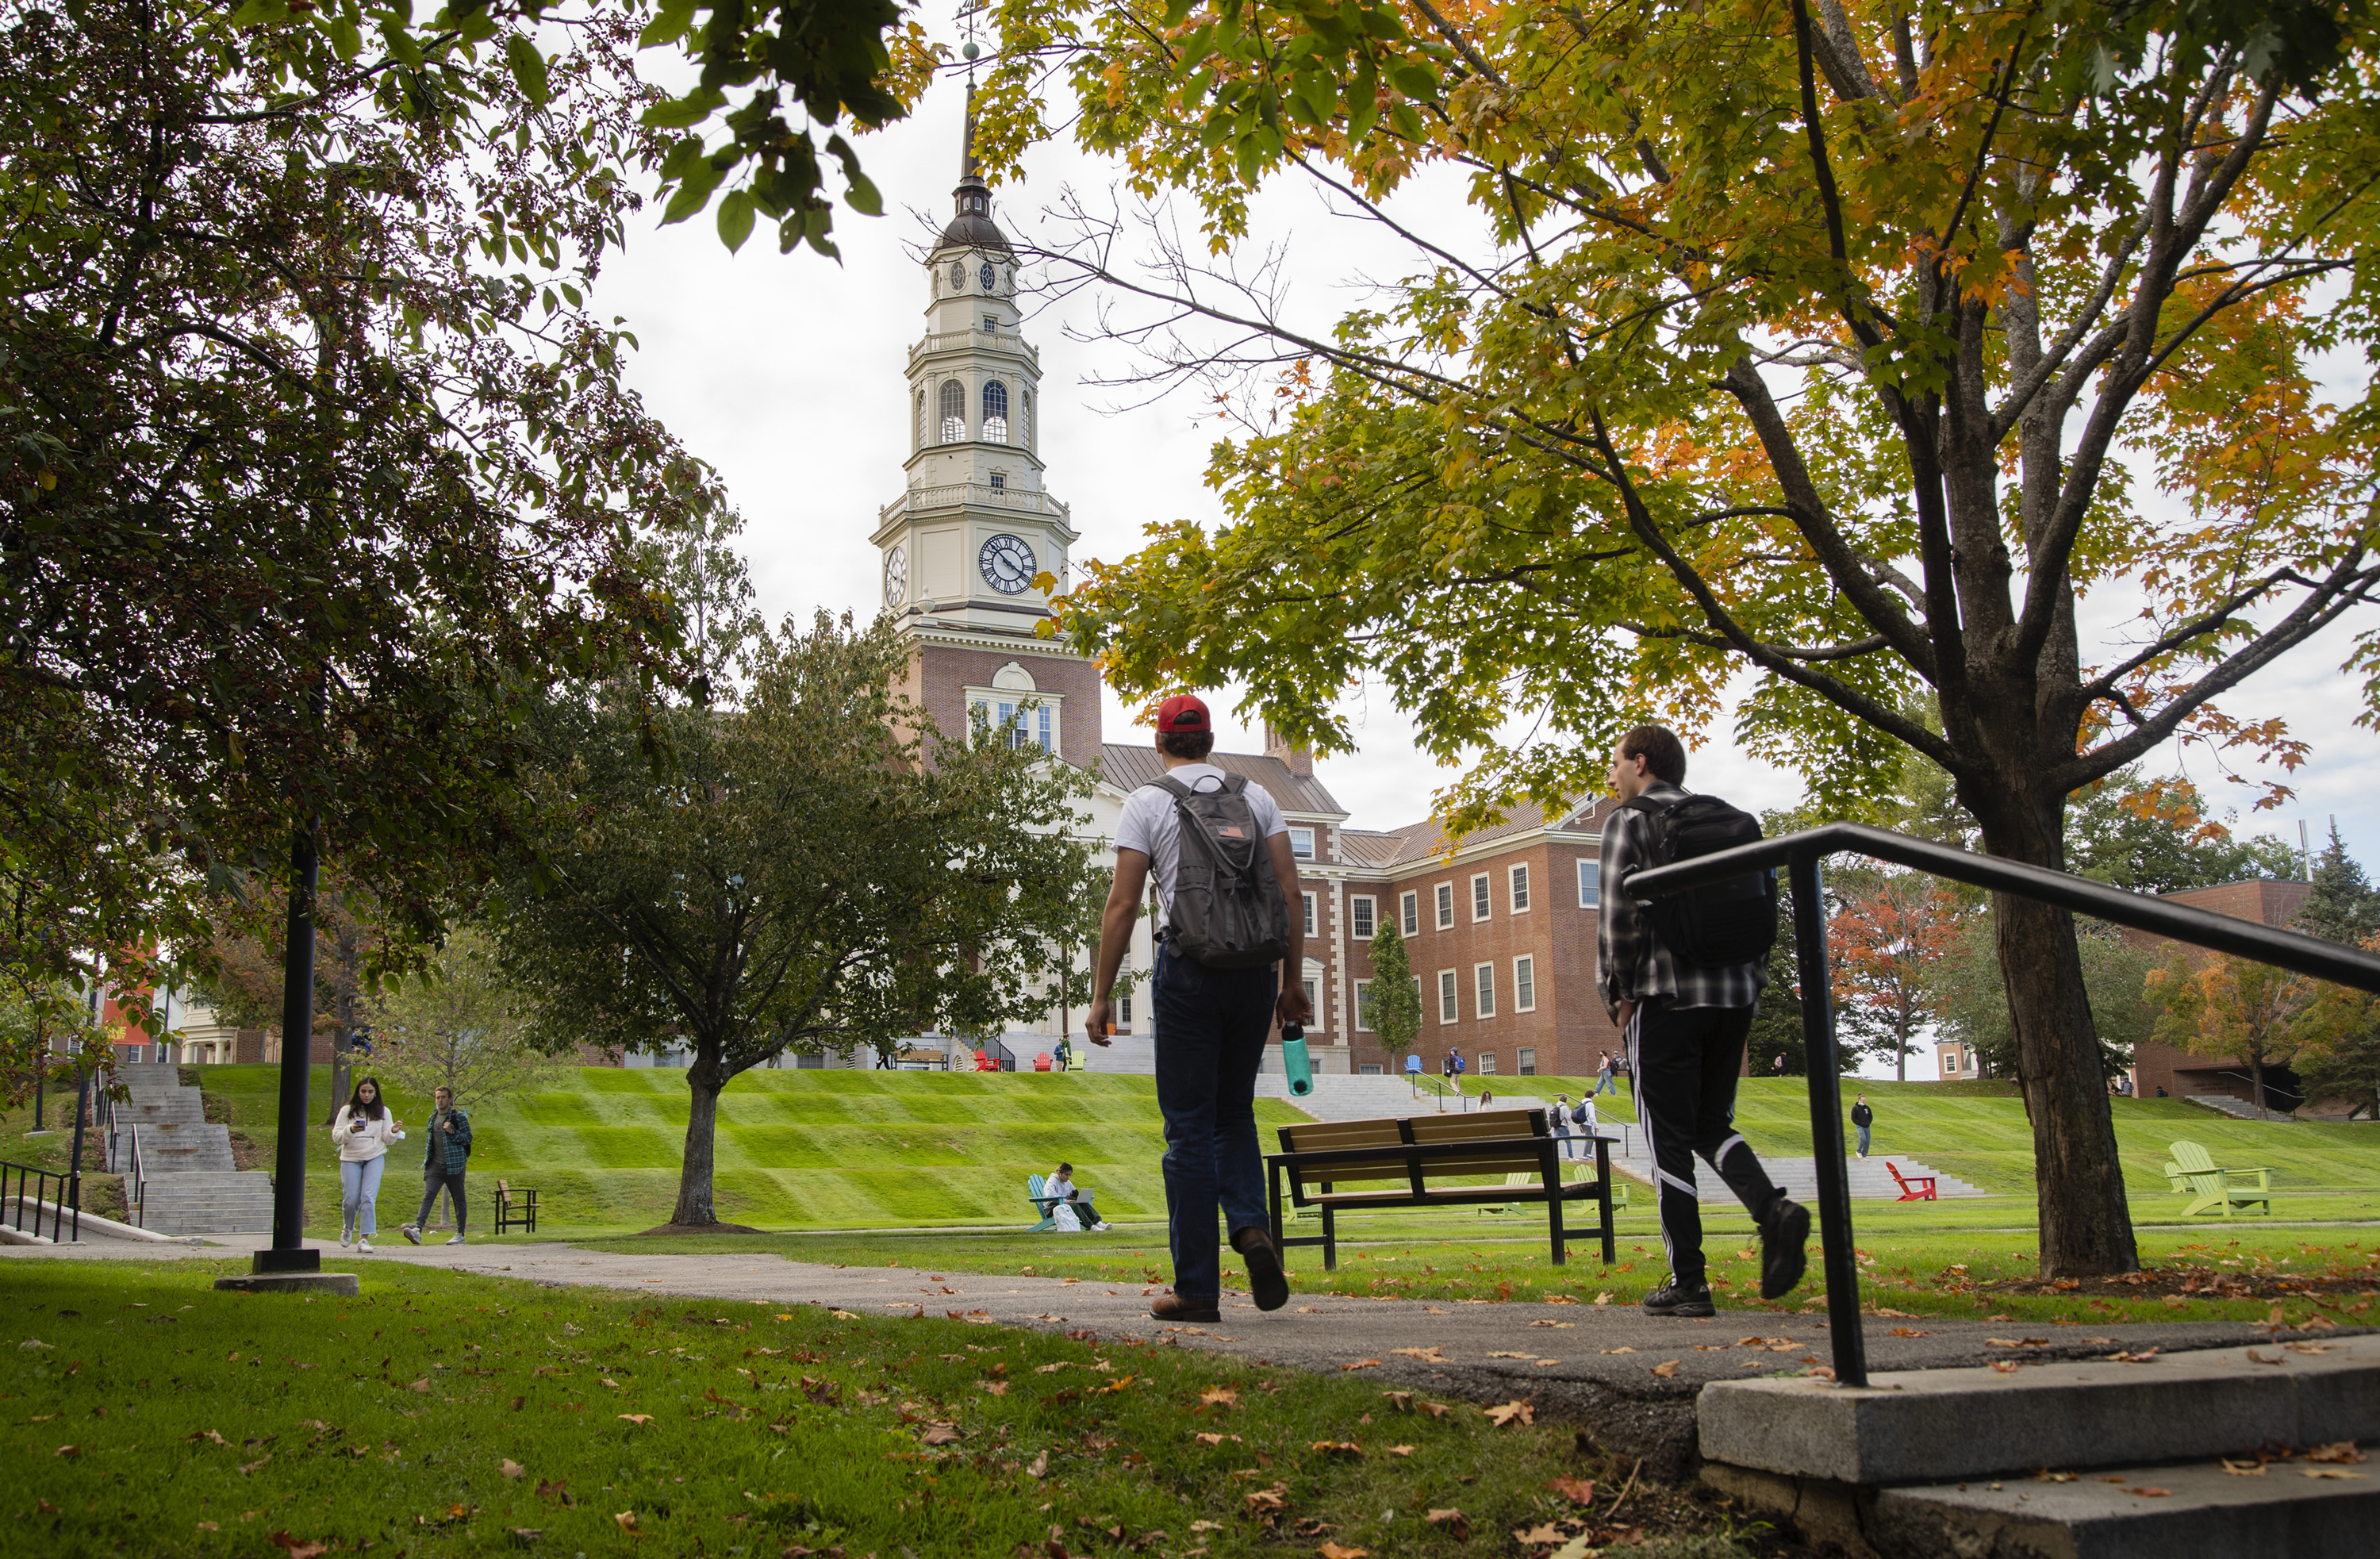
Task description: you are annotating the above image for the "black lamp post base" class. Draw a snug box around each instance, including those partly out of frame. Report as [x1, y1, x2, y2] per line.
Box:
[251, 1246, 321, 1274]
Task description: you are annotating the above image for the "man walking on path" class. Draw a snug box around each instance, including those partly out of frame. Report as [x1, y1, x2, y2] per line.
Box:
[401, 1086, 474, 1246]
[1594, 1050, 1617, 1096]
[1553, 1093, 1576, 1159]
[1598, 724, 1807, 1319]
[1085, 693, 1305, 1325]
[1852, 1094, 1874, 1159]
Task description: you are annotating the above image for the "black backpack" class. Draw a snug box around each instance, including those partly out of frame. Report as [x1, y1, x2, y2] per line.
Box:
[1153, 774, 1292, 969]
[1618, 793, 1778, 967]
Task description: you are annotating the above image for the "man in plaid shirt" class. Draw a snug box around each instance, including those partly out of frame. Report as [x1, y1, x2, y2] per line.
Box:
[1597, 724, 1807, 1317]
[401, 1086, 474, 1246]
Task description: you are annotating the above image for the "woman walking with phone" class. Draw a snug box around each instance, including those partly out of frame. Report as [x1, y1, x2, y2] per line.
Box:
[329, 1077, 401, 1251]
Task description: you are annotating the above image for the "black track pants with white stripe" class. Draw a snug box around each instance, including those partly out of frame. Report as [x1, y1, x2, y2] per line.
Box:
[1627, 997, 1782, 1289]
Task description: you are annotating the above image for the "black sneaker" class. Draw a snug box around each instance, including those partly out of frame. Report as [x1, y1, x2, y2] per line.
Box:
[1760, 1197, 1810, 1300]
[1642, 1279, 1716, 1318]
[1234, 1228, 1291, 1312]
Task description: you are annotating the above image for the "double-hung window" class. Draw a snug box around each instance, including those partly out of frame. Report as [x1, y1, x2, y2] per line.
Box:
[1438, 969, 1458, 1024]
[1354, 980, 1375, 1031]
[1301, 891, 1317, 937]
[1350, 895, 1376, 939]
[1510, 863, 1531, 912]
[1288, 826, 1316, 860]
[1474, 962, 1496, 1018]
[1514, 954, 1537, 1012]
[1435, 882, 1454, 931]
[1400, 891, 1419, 936]
[1577, 858, 1601, 908]
[1471, 873, 1491, 922]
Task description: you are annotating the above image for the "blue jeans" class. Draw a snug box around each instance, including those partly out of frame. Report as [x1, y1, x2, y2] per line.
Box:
[340, 1154, 386, 1237]
[1595, 1073, 1617, 1096]
[1856, 1124, 1871, 1157]
[1152, 942, 1276, 1303]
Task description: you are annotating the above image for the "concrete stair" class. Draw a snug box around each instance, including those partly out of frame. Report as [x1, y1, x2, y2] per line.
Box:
[2186, 1092, 2286, 1123]
[1699, 1332, 2380, 1557]
[106, 1063, 274, 1235]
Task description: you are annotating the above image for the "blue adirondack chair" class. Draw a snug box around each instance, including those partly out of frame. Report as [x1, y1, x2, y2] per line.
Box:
[1025, 1173, 1064, 1231]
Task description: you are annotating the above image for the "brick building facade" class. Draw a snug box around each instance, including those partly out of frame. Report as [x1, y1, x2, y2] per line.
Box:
[2125, 877, 2311, 1105]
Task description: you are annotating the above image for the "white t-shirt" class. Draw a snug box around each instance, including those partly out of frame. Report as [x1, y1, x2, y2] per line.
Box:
[1115, 763, 1290, 918]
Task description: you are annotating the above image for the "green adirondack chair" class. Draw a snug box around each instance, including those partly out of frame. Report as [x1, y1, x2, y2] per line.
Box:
[1024, 1173, 1063, 1231]
[1480, 1163, 1628, 1216]
[2163, 1139, 2273, 1217]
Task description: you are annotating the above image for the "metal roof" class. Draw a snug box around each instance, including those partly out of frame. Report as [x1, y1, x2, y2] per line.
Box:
[1096, 744, 1347, 818]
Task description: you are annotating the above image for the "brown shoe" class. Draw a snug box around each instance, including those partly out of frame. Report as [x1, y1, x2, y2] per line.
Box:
[1232, 1227, 1291, 1311]
[1150, 1291, 1221, 1324]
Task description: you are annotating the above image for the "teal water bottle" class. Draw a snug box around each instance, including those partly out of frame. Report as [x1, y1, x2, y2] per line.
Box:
[1281, 1023, 1313, 1097]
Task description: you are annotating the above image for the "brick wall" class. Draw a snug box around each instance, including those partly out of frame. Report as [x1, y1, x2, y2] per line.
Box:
[910, 641, 1104, 769]
[2124, 877, 2309, 1099]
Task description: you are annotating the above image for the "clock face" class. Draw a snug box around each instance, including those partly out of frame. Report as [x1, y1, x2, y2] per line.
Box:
[977, 532, 1037, 595]
[882, 543, 907, 607]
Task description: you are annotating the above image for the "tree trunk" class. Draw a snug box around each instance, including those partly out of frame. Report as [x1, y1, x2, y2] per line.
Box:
[672, 1049, 724, 1226]
[1977, 800, 2140, 1280]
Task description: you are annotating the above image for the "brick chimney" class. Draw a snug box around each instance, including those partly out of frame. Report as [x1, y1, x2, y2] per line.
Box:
[1263, 723, 1315, 778]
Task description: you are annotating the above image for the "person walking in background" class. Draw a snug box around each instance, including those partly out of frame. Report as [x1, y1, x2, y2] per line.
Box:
[1771, 1053, 1787, 1078]
[1594, 1050, 1617, 1096]
[1083, 693, 1304, 1325]
[1443, 1045, 1465, 1092]
[330, 1077, 400, 1252]
[1852, 1094, 1874, 1159]
[1553, 1092, 1576, 1159]
[401, 1085, 474, 1246]
[1598, 724, 1808, 1319]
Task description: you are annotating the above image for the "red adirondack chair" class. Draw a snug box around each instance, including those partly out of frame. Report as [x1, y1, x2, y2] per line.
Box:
[1886, 1162, 1937, 1202]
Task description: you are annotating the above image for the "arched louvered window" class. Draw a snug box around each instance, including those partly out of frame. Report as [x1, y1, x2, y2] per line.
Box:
[939, 379, 965, 443]
[915, 389, 926, 450]
[1022, 391, 1033, 450]
[982, 379, 1010, 444]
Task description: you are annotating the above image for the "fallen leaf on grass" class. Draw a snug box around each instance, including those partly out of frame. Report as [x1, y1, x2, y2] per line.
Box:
[1424, 1508, 1470, 1540]
[1025, 1450, 1049, 1478]
[194, 1521, 216, 1531]
[509, 1530, 542, 1546]
[1189, 1519, 1225, 1532]
[1340, 1358, 1381, 1371]
[269, 1534, 329, 1559]
[1317, 1544, 1371, 1559]
[186, 1429, 229, 1446]
[918, 1424, 963, 1446]
[1244, 1483, 1288, 1514]
[240, 1455, 272, 1473]
[1195, 1432, 1242, 1446]
[1547, 1476, 1596, 1505]
[1649, 1360, 1680, 1378]
[616, 1415, 652, 1426]
[1199, 1385, 1238, 1408]
[1512, 1523, 1576, 1546]
[1384, 1445, 1415, 1457]
[1310, 1441, 1362, 1457]
[500, 1459, 525, 1480]
[405, 1378, 432, 1393]
[613, 1510, 640, 1534]
[1484, 1400, 1534, 1427]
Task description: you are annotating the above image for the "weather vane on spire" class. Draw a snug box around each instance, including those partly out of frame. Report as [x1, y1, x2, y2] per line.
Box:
[958, 0, 986, 81]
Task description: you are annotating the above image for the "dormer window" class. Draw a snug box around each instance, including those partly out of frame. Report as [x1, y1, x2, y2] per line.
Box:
[989, 472, 1006, 492]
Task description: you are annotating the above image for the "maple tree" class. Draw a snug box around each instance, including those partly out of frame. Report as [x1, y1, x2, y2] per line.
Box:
[979, 0, 2380, 1275]
[1829, 872, 1965, 1079]
[2145, 950, 2312, 1119]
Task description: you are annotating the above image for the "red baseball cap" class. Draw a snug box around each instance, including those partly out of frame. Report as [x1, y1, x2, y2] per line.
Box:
[1154, 693, 1210, 732]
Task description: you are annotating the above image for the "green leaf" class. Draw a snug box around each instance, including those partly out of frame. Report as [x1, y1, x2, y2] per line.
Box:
[1388, 63, 1438, 98]
[715, 188, 755, 252]
[641, 89, 725, 130]
[505, 33, 550, 105]
[636, 0, 695, 48]
[661, 158, 727, 225]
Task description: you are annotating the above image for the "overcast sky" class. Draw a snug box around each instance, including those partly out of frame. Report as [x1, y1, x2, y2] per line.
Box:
[584, 56, 2380, 885]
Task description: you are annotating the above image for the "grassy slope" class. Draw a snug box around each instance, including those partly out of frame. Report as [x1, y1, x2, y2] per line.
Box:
[1524, 1076, 2380, 1203]
[4, 1259, 1757, 1559]
[188, 1066, 1306, 1236]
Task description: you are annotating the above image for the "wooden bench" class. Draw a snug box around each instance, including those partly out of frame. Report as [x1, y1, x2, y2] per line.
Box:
[1885, 1162, 1937, 1202]
[2163, 1139, 2272, 1217]
[1265, 1109, 1617, 1269]
[493, 1179, 539, 1235]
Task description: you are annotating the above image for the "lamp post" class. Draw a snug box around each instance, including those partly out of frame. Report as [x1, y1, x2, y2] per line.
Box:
[254, 822, 321, 1275]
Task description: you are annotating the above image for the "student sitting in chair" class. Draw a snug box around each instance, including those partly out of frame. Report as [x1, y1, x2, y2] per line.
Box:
[1046, 1162, 1109, 1231]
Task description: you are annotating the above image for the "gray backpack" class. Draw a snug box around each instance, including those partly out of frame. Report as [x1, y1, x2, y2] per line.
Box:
[1152, 774, 1292, 968]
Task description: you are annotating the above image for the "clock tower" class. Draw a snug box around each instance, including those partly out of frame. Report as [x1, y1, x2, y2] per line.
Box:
[872, 107, 1103, 767]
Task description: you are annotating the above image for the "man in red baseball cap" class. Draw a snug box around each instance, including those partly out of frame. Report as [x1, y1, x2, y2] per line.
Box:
[1086, 692, 1310, 1323]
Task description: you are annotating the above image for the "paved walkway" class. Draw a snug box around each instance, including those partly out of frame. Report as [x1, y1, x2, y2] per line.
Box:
[13, 1231, 2354, 1475]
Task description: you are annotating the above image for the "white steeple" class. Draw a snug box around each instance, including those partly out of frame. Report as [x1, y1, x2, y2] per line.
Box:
[872, 95, 1076, 634]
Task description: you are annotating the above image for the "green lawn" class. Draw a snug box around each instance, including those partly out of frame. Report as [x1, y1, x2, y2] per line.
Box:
[2, 1259, 1765, 1559]
[181, 1066, 1306, 1237]
[1524, 1075, 2380, 1200]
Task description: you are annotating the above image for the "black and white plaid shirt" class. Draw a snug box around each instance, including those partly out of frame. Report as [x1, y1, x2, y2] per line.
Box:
[1596, 782, 1766, 1016]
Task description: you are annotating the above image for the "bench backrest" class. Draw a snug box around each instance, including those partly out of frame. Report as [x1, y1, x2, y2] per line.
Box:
[1027, 1173, 1046, 1199]
[497, 1178, 512, 1204]
[2167, 1140, 2218, 1173]
[1885, 1162, 1910, 1189]
[1276, 1109, 1550, 1187]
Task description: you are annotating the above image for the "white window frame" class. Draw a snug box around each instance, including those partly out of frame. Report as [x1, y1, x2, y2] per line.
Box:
[1514, 954, 1537, 1013]
[1400, 890, 1419, 937]
[1302, 975, 1320, 1016]
[1288, 825, 1317, 860]
[1517, 1046, 1537, 1077]
[1471, 873, 1491, 922]
[1353, 979, 1375, 1031]
[1577, 857, 1601, 908]
[1438, 969, 1458, 1024]
[1301, 891, 1317, 938]
[1510, 863, 1531, 913]
[1434, 881, 1454, 931]
[1350, 895, 1376, 940]
[1474, 961, 1496, 1019]
[964, 688, 1061, 755]
[1478, 1051, 1498, 1075]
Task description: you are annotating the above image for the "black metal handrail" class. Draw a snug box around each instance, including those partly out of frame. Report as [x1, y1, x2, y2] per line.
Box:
[1623, 821, 2380, 1389]
[123, 1123, 147, 1229]
[2, 1160, 80, 1243]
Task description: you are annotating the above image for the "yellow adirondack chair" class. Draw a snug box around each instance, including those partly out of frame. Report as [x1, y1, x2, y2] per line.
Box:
[2163, 1139, 2273, 1217]
[1480, 1164, 1628, 1216]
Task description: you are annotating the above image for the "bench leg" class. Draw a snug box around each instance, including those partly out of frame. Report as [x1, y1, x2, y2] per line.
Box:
[1596, 1137, 1617, 1265]
[1542, 1142, 1566, 1265]
[1322, 1204, 1338, 1272]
